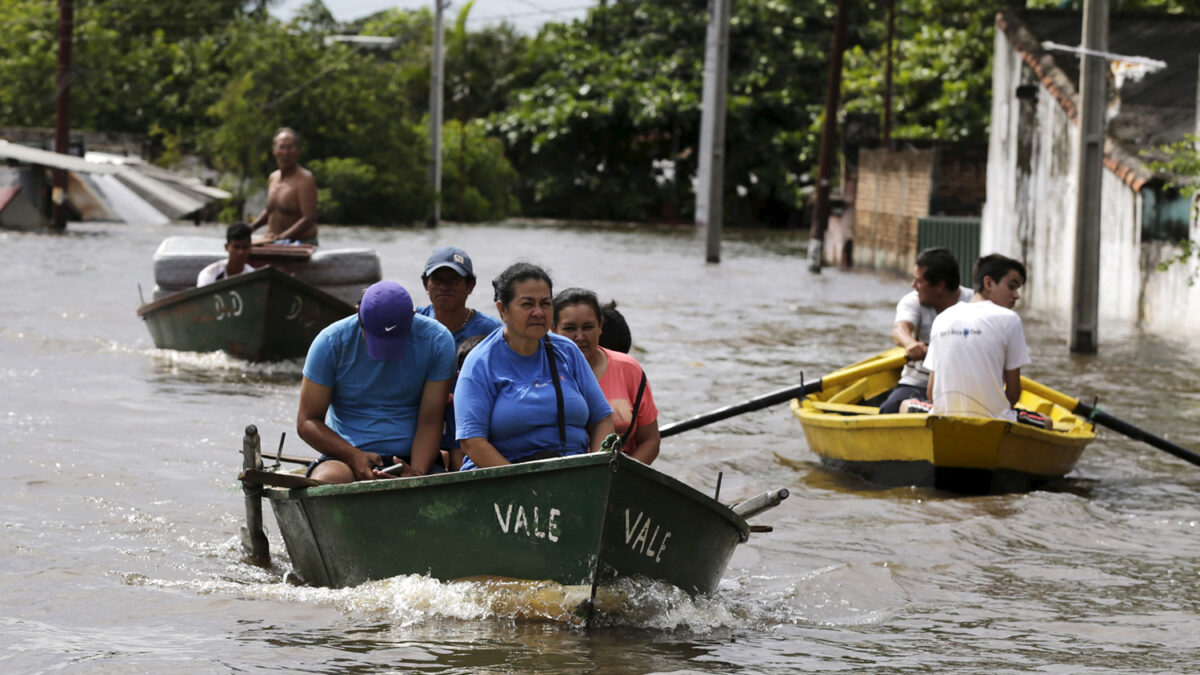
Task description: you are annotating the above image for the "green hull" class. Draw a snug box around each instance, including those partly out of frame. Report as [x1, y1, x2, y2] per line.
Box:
[137, 267, 355, 361]
[265, 453, 750, 594]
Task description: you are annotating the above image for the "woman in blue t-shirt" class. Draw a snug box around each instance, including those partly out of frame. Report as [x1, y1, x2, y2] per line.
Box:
[453, 262, 614, 469]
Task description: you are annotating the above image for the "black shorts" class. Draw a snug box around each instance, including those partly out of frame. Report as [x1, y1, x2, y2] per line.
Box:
[305, 453, 446, 477]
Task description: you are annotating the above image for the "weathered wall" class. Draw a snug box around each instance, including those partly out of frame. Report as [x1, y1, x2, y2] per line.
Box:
[854, 147, 935, 275]
[981, 28, 1182, 337]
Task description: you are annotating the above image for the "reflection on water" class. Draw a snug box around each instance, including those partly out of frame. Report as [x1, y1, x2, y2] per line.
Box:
[2, 221, 1200, 671]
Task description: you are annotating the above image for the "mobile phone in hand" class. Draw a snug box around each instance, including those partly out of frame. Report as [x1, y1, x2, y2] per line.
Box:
[377, 462, 406, 476]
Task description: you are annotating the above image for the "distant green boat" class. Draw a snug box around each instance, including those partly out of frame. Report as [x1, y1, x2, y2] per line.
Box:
[238, 427, 786, 608]
[137, 267, 355, 361]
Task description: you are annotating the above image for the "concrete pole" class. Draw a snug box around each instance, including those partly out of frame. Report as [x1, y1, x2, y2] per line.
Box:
[808, 0, 849, 273]
[695, 0, 730, 264]
[51, 0, 73, 232]
[1070, 0, 1108, 353]
[427, 0, 446, 227]
[883, 0, 894, 144]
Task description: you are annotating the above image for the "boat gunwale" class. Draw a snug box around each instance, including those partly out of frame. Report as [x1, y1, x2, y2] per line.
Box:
[792, 395, 1097, 443]
[136, 265, 354, 317]
[262, 451, 750, 538]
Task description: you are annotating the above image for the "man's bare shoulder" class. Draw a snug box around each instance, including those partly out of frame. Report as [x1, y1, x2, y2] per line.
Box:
[267, 169, 283, 184]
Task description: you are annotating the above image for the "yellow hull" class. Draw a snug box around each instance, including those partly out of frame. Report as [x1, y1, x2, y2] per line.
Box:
[790, 349, 1096, 492]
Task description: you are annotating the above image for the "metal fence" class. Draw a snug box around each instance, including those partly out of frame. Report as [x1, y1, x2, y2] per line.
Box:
[916, 216, 981, 288]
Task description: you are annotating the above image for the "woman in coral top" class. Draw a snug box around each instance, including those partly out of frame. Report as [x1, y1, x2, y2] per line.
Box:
[553, 288, 660, 465]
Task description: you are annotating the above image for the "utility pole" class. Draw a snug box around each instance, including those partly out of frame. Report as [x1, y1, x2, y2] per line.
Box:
[808, 0, 849, 273]
[883, 0, 894, 143]
[695, 0, 731, 263]
[427, 0, 447, 228]
[52, 0, 73, 232]
[1070, 0, 1108, 353]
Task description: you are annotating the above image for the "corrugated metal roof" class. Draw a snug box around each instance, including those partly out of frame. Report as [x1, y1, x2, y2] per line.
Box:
[0, 140, 230, 222]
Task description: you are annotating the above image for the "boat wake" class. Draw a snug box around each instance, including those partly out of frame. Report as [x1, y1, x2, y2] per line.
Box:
[123, 571, 784, 632]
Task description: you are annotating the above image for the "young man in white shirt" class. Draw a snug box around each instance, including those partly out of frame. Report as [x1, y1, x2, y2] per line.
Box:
[921, 254, 1039, 424]
[196, 222, 258, 287]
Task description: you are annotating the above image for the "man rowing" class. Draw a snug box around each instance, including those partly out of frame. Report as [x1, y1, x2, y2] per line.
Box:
[878, 247, 973, 414]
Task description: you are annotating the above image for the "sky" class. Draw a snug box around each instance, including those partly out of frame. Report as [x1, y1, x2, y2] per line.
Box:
[270, 0, 598, 34]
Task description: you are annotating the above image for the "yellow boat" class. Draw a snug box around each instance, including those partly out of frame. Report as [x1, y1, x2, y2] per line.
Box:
[789, 349, 1097, 493]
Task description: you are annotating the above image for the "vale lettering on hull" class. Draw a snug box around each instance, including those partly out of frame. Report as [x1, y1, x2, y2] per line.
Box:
[494, 503, 561, 542]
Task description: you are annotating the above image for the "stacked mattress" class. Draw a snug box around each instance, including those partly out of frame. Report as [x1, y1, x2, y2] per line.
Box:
[150, 236, 382, 305]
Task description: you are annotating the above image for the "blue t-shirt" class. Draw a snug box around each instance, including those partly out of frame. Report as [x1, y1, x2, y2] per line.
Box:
[415, 304, 504, 449]
[302, 313, 456, 457]
[454, 331, 612, 469]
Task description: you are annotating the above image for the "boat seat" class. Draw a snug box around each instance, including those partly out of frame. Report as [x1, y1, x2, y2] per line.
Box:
[811, 401, 880, 416]
[825, 378, 870, 405]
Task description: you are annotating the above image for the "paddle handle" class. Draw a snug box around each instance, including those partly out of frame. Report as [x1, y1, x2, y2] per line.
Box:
[659, 350, 909, 439]
[659, 381, 819, 438]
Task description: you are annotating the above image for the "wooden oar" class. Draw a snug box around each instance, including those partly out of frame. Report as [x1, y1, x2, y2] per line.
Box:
[660, 350, 908, 439]
[1021, 377, 1200, 468]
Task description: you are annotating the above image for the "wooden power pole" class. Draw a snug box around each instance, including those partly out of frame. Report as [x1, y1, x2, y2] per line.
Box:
[1070, 0, 1108, 353]
[427, 0, 446, 228]
[695, 0, 731, 263]
[809, 0, 849, 273]
[52, 0, 73, 232]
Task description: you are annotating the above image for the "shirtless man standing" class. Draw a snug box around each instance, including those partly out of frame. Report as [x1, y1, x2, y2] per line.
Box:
[250, 127, 319, 245]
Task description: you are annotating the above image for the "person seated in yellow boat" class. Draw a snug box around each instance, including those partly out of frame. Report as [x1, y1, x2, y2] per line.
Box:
[920, 254, 1049, 428]
[877, 247, 973, 414]
[297, 281, 456, 483]
[195, 223, 259, 287]
[453, 262, 614, 470]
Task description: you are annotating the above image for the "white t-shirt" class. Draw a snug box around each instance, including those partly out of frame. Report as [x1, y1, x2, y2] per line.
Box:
[894, 286, 975, 387]
[196, 260, 259, 287]
[923, 300, 1032, 422]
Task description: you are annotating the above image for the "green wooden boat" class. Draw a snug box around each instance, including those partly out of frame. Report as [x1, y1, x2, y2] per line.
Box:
[137, 267, 355, 361]
[238, 426, 787, 608]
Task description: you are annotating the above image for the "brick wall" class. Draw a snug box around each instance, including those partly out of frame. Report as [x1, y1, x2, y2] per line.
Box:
[855, 147, 935, 273]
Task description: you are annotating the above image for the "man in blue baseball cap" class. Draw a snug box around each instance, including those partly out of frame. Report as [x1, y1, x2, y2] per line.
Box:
[297, 280, 456, 483]
[416, 246, 502, 469]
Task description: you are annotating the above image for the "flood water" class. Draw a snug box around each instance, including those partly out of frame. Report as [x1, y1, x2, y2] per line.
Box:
[2, 221, 1200, 672]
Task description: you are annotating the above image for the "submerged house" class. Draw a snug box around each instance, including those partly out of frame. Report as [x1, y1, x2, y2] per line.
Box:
[984, 9, 1200, 340]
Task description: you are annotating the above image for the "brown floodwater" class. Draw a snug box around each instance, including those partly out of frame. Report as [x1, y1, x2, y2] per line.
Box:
[2, 221, 1199, 672]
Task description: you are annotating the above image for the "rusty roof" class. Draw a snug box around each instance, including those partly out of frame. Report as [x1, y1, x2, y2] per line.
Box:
[997, 9, 1200, 190]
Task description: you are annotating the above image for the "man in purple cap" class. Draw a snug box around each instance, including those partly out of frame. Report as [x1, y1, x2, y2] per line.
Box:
[297, 280, 456, 483]
[416, 246, 502, 468]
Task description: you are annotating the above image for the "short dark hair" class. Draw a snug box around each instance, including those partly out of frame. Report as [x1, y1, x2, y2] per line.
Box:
[915, 247, 961, 290]
[598, 301, 631, 353]
[457, 334, 486, 369]
[492, 262, 552, 305]
[552, 288, 602, 329]
[973, 253, 1027, 292]
[226, 222, 252, 242]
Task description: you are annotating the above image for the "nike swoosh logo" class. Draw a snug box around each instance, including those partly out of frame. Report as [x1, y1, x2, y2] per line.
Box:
[384, 325, 397, 332]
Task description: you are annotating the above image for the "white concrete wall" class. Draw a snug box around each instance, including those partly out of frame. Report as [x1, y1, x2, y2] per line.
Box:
[982, 29, 1200, 341]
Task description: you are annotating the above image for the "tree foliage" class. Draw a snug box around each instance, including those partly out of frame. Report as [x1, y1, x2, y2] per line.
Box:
[4, 0, 1197, 228]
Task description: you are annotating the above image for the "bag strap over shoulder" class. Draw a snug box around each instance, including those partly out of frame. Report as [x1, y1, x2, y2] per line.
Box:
[542, 336, 568, 453]
[621, 370, 648, 445]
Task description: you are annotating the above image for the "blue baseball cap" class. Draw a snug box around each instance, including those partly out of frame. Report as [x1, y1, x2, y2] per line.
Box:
[423, 246, 474, 278]
[359, 281, 413, 360]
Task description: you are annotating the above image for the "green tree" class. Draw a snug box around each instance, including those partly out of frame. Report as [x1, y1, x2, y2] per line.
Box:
[441, 119, 521, 222]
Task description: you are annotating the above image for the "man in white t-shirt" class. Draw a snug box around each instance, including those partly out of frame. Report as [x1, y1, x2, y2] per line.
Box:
[921, 254, 1031, 422]
[196, 222, 259, 287]
[878, 247, 974, 414]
